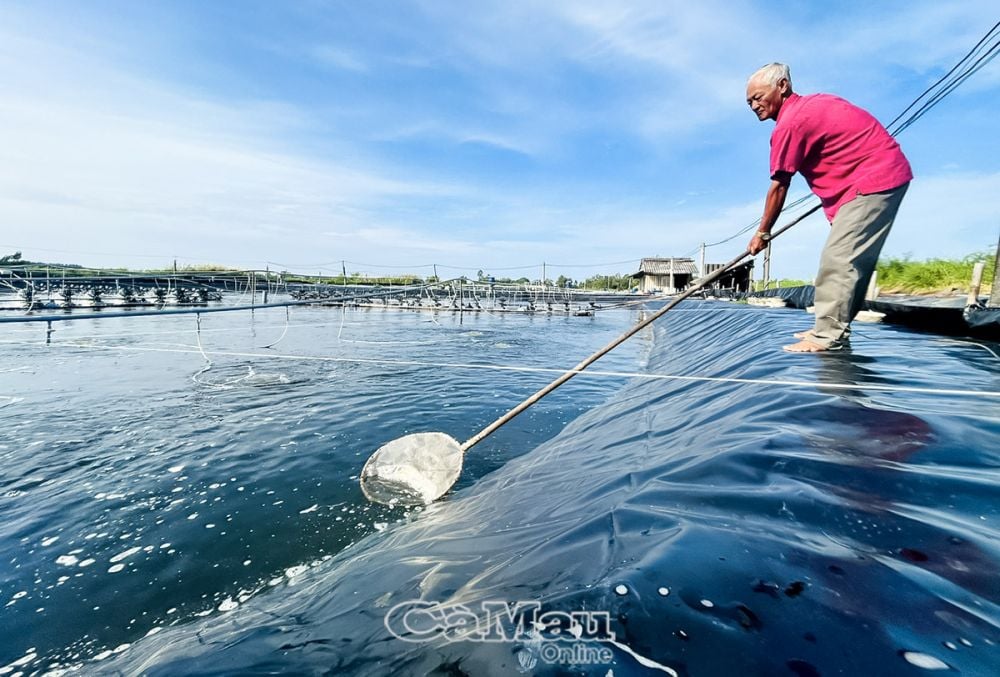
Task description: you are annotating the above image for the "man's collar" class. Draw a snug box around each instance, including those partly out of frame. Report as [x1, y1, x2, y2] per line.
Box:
[776, 92, 800, 122]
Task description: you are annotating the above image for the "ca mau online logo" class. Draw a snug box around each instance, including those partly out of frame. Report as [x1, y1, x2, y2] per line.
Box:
[385, 599, 616, 644]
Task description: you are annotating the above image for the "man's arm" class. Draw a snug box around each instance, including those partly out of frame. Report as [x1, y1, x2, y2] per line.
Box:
[748, 174, 791, 255]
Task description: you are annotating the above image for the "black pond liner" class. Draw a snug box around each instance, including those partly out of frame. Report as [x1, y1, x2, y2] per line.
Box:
[749, 286, 1000, 340]
[105, 301, 1000, 676]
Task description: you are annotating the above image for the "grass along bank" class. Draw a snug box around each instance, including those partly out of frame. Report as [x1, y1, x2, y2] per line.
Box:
[754, 251, 996, 296]
[876, 251, 995, 294]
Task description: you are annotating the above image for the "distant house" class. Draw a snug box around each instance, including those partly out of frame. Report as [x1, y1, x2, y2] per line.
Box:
[633, 257, 755, 294]
[633, 257, 699, 293]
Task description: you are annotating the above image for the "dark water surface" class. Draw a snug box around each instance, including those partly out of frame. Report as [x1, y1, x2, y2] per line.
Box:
[0, 302, 649, 673]
[2, 301, 998, 675]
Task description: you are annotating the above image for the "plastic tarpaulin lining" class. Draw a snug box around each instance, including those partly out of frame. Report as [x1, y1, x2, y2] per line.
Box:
[963, 305, 1000, 339]
[104, 302, 1000, 676]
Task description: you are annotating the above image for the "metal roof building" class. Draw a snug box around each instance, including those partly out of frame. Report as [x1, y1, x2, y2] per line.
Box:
[633, 257, 755, 294]
[632, 257, 699, 293]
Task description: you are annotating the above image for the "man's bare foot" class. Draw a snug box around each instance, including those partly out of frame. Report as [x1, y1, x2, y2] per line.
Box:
[793, 330, 815, 339]
[783, 339, 830, 353]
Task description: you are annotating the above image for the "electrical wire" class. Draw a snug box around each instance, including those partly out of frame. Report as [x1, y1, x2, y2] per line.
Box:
[891, 40, 999, 136]
[885, 21, 999, 133]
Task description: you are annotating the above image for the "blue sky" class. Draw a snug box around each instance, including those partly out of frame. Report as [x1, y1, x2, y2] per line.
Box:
[1, 1, 997, 281]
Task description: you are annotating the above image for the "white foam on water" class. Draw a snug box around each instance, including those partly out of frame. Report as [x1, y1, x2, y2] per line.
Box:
[299, 505, 318, 514]
[285, 565, 308, 579]
[40, 536, 59, 547]
[901, 652, 950, 670]
[108, 564, 125, 574]
[110, 546, 142, 563]
[144, 627, 162, 637]
[700, 599, 714, 608]
[78, 559, 95, 568]
[8, 652, 37, 668]
[55, 555, 78, 567]
[657, 587, 670, 596]
[614, 584, 628, 596]
[168, 465, 184, 473]
[218, 598, 239, 612]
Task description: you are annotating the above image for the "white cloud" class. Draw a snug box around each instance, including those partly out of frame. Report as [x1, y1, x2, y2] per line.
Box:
[0, 2, 995, 281]
[309, 45, 368, 72]
[888, 171, 1000, 259]
[0, 28, 473, 269]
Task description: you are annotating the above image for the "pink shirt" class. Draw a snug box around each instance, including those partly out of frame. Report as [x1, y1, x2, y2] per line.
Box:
[770, 93, 912, 221]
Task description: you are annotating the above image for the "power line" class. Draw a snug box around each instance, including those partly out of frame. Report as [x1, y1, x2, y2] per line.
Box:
[891, 38, 999, 136]
[885, 21, 999, 134]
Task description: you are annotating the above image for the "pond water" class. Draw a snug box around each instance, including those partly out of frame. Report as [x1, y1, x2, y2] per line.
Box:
[0, 301, 648, 672]
[1, 300, 998, 675]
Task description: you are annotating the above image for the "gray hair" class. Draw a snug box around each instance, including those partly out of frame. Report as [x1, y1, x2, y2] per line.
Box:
[748, 63, 792, 88]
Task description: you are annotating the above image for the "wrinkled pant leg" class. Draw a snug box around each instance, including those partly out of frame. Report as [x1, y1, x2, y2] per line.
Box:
[811, 183, 908, 348]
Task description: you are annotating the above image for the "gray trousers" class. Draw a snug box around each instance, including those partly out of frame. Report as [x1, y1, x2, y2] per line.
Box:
[811, 182, 909, 348]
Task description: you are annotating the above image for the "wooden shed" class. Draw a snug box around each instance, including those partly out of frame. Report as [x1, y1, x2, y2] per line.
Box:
[703, 260, 755, 293]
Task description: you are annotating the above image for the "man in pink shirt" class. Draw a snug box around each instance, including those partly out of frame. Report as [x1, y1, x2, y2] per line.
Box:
[746, 63, 912, 352]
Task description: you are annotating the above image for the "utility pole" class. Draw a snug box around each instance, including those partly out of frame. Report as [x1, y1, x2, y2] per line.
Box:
[990, 231, 1000, 307]
[433, 263, 438, 283]
[342, 260, 347, 286]
[542, 262, 546, 287]
[699, 243, 706, 278]
[966, 262, 985, 307]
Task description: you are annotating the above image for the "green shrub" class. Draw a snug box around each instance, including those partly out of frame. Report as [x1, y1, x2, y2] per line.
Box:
[876, 251, 995, 293]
